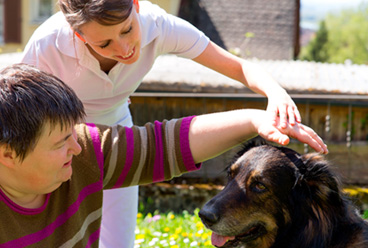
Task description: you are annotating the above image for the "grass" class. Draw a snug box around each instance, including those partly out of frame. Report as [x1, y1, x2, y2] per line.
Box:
[135, 209, 368, 248]
[135, 209, 212, 248]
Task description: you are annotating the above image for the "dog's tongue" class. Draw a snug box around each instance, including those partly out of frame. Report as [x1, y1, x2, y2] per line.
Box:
[211, 232, 235, 247]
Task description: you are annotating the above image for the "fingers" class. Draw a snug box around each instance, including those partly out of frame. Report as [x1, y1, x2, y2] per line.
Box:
[258, 109, 327, 154]
[267, 105, 279, 126]
[286, 105, 302, 125]
[271, 132, 290, 146]
[258, 123, 290, 146]
[287, 106, 296, 125]
[278, 104, 288, 128]
[287, 124, 328, 154]
[299, 125, 328, 154]
[294, 107, 302, 123]
[267, 103, 301, 127]
[259, 130, 289, 146]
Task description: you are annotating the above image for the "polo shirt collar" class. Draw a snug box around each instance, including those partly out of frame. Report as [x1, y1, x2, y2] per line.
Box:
[55, 22, 85, 59]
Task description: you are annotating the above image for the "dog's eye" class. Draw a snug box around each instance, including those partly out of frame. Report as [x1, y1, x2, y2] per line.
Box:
[251, 182, 267, 193]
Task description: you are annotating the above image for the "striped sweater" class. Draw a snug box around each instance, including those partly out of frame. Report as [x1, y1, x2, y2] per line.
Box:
[0, 117, 200, 247]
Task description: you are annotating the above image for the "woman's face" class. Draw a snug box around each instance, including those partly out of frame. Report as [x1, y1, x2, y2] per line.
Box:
[79, 3, 142, 65]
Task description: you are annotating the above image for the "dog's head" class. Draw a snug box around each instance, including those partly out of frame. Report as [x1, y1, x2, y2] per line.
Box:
[199, 139, 342, 248]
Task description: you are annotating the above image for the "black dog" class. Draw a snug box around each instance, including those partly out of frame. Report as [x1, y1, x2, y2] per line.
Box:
[199, 140, 368, 248]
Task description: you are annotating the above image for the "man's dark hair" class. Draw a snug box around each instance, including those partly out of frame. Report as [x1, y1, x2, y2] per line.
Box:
[0, 63, 85, 161]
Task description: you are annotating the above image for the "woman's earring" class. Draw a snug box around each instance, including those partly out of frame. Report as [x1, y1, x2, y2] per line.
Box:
[75, 31, 87, 43]
[133, 0, 140, 13]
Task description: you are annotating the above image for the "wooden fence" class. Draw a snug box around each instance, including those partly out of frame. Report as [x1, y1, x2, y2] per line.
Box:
[130, 93, 368, 185]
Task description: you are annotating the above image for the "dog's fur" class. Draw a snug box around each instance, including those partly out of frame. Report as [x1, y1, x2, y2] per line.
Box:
[199, 139, 368, 248]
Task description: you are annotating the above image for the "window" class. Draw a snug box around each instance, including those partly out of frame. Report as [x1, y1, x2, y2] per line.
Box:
[0, 0, 4, 43]
[30, 0, 54, 23]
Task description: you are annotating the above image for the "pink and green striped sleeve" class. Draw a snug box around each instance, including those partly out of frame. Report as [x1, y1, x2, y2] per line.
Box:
[95, 116, 201, 189]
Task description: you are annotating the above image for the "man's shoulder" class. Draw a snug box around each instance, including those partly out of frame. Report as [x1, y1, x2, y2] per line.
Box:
[139, 1, 168, 23]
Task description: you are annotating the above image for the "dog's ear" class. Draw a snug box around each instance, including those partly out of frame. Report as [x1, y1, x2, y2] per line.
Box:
[277, 147, 305, 188]
[299, 153, 340, 191]
[296, 153, 343, 211]
[224, 136, 270, 174]
[295, 153, 346, 240]
[236, 136, 269, 157]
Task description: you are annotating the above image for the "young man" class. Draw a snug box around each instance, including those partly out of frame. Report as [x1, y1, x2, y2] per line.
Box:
[0, 64, 327, 247]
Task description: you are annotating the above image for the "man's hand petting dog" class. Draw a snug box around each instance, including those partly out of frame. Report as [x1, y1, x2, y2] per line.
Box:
[253, 113, 328, 154]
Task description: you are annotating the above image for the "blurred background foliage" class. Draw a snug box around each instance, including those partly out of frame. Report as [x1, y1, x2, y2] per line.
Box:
[300, 2, 368, 64]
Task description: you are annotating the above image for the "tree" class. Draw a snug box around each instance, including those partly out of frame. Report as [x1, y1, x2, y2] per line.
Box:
[300, 20, 329, 62]
[325, 3, 368, 64]
[300, 3, 368, 65]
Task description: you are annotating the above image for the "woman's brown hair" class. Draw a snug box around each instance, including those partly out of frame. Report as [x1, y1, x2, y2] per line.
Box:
[58, 0, 134, 33]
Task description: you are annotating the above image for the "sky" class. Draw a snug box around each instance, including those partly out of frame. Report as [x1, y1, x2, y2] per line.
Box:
[302, 0, 367, 9]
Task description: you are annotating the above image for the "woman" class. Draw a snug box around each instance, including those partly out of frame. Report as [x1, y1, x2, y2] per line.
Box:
[21, 1, 301, 247]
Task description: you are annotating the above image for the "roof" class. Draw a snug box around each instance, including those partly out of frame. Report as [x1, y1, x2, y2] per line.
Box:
[140, 55, 368, 96]
[178, 0, 299, 60]
[0, 53, 367, 95]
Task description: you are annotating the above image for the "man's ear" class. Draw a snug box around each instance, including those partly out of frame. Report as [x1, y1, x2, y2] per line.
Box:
[0, 145, 17, 168]
[133, 0, 140, 13]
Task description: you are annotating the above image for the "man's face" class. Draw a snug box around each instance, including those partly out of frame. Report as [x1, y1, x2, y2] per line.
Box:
[12, 123, 82, 195]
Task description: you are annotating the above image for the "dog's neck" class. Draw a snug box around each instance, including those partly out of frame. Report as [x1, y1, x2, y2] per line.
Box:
[272, 194, 365, 248]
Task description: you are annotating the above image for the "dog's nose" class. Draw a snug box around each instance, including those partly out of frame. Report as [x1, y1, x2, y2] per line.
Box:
[198, 209, 219, 226]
